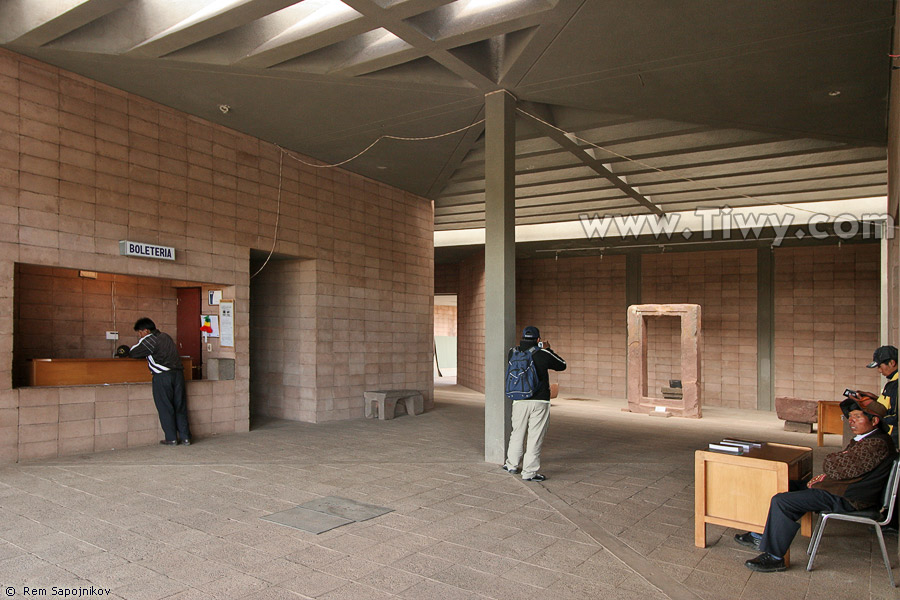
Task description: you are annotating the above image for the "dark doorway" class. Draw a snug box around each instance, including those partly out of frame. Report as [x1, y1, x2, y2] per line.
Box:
[177, 287, 202, 379]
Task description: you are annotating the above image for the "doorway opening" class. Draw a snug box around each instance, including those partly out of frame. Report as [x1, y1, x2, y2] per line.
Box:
[434, 294, 457, 384]
[249, 251, 315, 428]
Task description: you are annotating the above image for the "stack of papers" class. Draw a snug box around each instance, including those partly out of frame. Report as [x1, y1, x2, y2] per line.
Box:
[708, 439, 765, 454]
[708, 443, 742, 454]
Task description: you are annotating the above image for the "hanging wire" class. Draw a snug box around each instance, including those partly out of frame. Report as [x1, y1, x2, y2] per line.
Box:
[249, 149, 284, 280]
[250, 103, 891, 278]
[276, 119, 486, 169]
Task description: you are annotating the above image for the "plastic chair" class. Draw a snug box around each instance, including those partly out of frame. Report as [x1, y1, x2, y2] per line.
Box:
[806, 456, 900, 586]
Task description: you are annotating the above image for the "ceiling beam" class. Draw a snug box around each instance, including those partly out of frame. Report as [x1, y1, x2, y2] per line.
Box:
[339, 0, 499, 91]
[125, 0, 299, 58]
[515, 105, 663, 215]
[427, 107, 485, 199]
[0, 0, 127, 46]
[500, 0, 584, 87]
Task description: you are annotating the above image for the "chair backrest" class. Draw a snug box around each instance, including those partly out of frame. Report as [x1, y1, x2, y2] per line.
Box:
[879, 457, 900, 523]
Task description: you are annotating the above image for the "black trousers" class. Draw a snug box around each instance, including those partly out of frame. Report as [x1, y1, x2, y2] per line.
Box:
[151, 370, 190, 442]
[760, 488, 854, 558]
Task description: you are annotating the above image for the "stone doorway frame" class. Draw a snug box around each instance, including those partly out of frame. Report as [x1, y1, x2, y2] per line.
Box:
[626, 304, 702, 418]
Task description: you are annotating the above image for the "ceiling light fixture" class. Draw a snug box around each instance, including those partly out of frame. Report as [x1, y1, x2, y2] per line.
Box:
[827, 90, 841, 97]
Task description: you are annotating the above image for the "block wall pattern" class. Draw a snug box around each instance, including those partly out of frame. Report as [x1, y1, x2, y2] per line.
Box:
[0, 49, 433, 462]
[13, 265, 178, 384]
[642, 249, 758, 409]
[434, 305, 457, 337]
[516, 255, 627, 398]
[441, 246, 882, 411]
[457, 251, 485, 392]
[249, 258, 317, 422]
[774, 244, 881, 401]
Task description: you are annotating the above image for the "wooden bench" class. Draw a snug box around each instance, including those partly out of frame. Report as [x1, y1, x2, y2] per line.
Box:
[364, 390, 424, 420]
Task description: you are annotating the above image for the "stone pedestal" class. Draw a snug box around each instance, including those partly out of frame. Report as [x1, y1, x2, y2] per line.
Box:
[626, 304, 702, 418]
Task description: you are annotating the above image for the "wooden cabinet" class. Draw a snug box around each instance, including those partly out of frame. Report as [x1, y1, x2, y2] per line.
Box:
[695, 442, 812, 562]
[817, 400, 844, 447]
[27, 358, 193, 386]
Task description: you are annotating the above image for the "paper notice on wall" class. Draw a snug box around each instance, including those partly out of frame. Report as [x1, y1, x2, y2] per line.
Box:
[219, 300, 234, 347]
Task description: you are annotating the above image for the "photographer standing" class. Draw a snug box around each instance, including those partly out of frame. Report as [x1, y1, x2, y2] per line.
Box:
[848, 346, 898, 447]
[502, 326, 566, 482]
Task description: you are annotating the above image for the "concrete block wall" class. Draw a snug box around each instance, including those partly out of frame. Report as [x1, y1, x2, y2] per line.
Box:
[774, 244, 881, 400]
[642, 250, 758, 409]
[249, 258, 317, 422]
[434, 306, 457, 337]
[0, 49, 433, 462]
[13, 264, 178, 385]
[643, 316, 682, 398]
[457, 252, 485, 392]
[442, 244, 881, 409]
[516, 255, 627, 398]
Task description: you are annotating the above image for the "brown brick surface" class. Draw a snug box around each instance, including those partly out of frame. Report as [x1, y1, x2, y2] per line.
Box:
[3, 48, 433, 462]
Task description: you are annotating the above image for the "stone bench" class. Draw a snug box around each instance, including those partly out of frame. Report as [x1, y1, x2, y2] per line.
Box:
[775, 396, 819, 433]
[364, 390, 424, 420]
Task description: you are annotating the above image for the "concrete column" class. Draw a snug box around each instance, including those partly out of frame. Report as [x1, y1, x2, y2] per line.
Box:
[883, 232, 890, 345]
[888, 8, 900, 346]
[887, 8, 900, 566]
[757, 247, 775, 411]
[483, 90, 517, 464]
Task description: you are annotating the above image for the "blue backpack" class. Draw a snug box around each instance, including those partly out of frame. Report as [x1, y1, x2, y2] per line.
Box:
[505, 346, 539, 400]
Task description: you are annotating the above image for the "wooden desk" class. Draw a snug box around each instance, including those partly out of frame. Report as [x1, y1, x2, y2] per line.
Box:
[817, 401, 843, 447]
[695, 443, 813, 562]
[27, 358, 193, 386]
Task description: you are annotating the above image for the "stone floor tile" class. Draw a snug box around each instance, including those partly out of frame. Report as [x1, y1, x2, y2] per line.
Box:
[4, 387, 900, 599]
[390, 551, 454, 577]
[398, 579, 486, 600]
[197, 573, 269, 598]
[357, 565, 425, 594]
[317, 581, 394, 600]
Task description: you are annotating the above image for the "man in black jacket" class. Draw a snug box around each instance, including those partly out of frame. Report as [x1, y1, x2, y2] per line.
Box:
[503, 326, 566, 482]
[129, 317, 192, 446]
[869, 345, 898, 446]
[734, 400, 895, 572]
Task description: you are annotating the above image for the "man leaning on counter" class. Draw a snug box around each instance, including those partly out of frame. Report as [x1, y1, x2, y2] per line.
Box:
[128, 318, 192, 446]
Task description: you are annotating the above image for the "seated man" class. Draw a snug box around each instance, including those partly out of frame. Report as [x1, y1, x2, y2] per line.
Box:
[734, 400, 896, 572]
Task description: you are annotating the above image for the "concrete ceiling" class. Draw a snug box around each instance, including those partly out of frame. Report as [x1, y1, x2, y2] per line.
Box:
[1, 0, 892, 231]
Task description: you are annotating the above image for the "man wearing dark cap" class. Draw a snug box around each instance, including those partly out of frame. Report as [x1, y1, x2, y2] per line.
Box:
[129, 317, 192, 446]
[868, 345, 899, 446]
[502, 326, 566, 482]
[734, 400, 896, 572]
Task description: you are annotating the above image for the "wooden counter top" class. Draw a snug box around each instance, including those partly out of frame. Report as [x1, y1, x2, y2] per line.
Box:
[27, 357, 193, 386]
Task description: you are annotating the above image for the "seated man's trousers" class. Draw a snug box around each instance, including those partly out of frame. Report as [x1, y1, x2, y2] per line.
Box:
[760, 488, 854, 558]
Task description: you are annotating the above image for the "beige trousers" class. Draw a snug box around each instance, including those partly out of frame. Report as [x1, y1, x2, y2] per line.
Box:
[504, 400, 550, 479]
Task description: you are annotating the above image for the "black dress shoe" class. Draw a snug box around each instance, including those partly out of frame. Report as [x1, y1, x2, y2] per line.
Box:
[502, 465, 520, 474]
[180, 439, 191, 446]
[734, 532, 761, 550]
[159, 440, 177, 446]
[745, 552, 786, 572]
[524, 474, 547, 482]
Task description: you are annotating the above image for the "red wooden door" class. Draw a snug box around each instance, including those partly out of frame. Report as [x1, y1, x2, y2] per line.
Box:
[176, 287, 202, 378]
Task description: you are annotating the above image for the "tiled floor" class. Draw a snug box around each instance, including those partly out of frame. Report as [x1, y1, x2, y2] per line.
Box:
[1, 383, 899, 599]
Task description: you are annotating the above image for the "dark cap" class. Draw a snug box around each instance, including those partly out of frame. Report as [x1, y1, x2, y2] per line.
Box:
[522, 326, 540, 340]
[867, 345, 898, 368]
